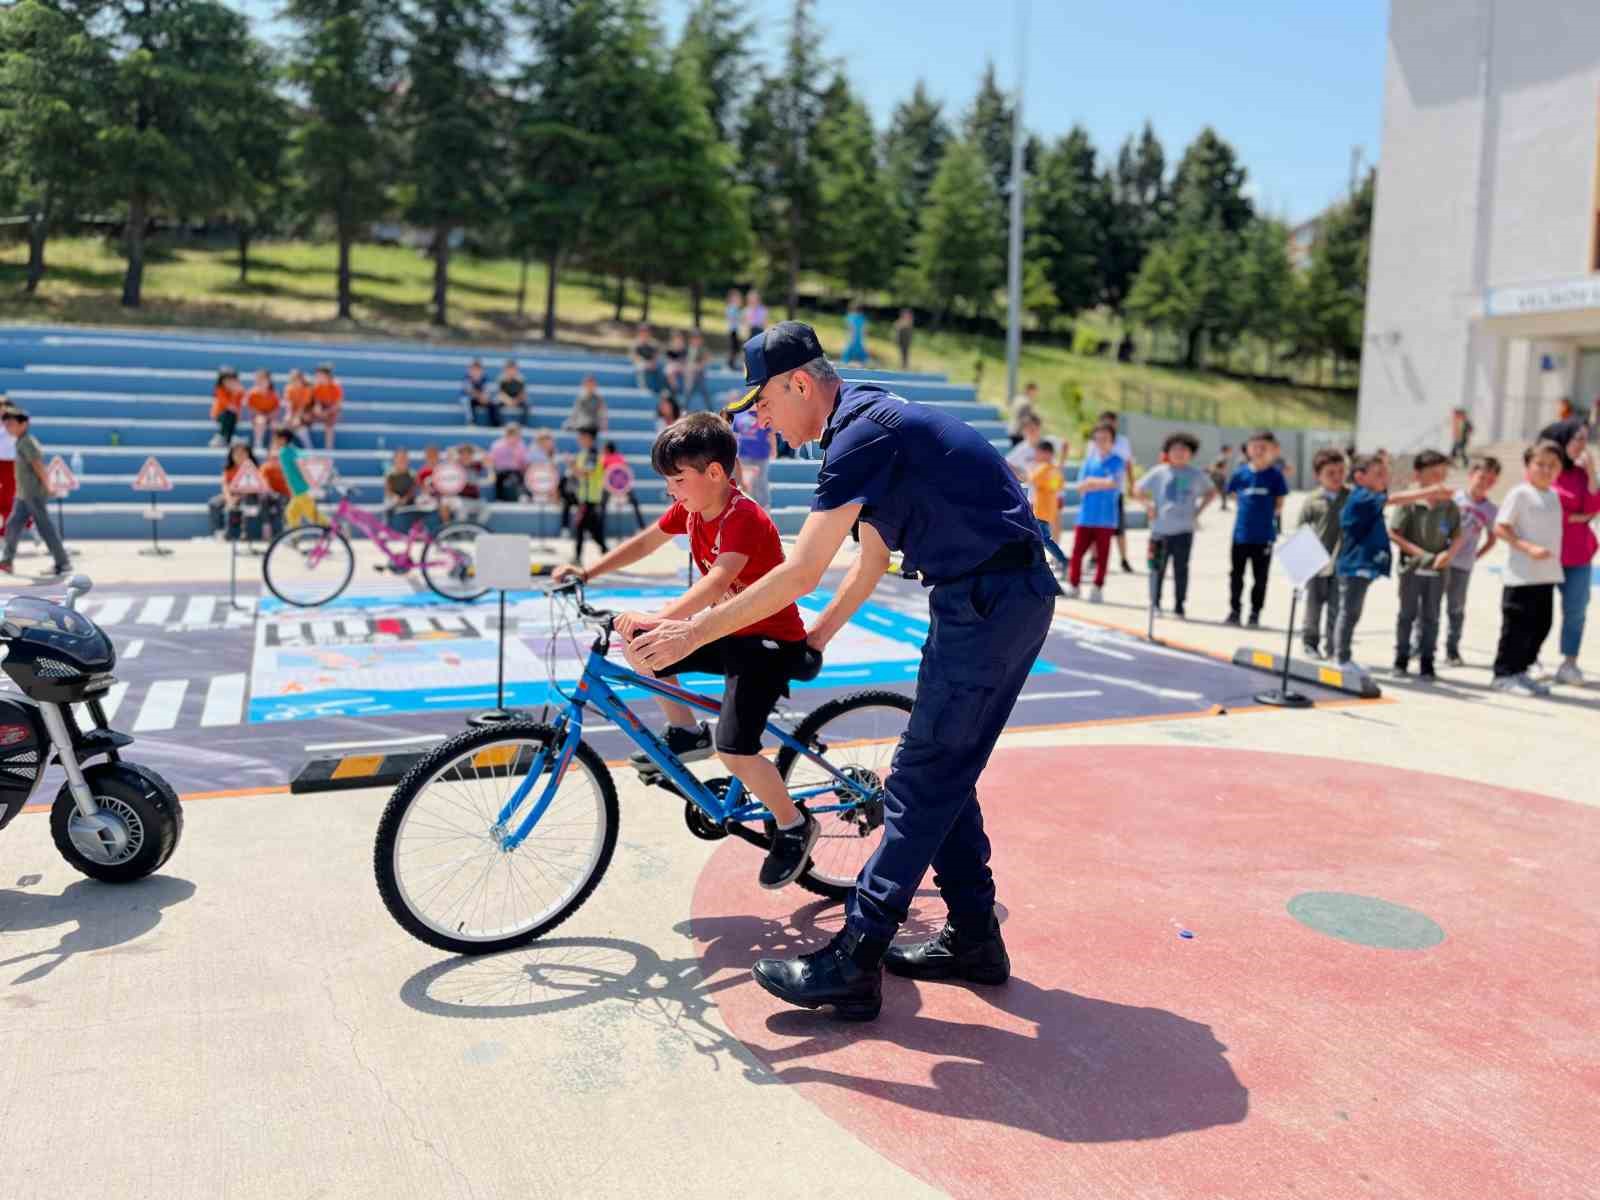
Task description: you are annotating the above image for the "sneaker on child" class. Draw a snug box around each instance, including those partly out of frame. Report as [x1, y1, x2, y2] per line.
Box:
[630, 722, 712, 773]
[759, 811, 819, 889]
[1554, 660, 1585, 686]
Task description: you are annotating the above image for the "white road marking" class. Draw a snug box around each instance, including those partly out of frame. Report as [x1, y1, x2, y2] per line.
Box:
[91, 597, 134, 625]
[1017, 690, 1103, 700]
[121, 638, 144, 660]
[304, 733, 445, 753]
[180, 595, 216, 626]
[1050, 668, 1204, 701]
[132, 679, 188, 731]
[136, 595, 175, 624]
[199, 673, 247, 727]
[1075, 641, 1135, 661]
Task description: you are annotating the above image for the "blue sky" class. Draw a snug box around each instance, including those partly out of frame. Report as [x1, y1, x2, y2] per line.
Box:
[240, 0, 1388, 222]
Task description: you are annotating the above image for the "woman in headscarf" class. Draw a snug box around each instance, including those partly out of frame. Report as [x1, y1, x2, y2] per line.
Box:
[1537, 416, 1600, 684]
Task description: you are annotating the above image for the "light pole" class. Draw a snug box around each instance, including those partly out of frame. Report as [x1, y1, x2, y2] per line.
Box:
[1004, 0, 1030, 406]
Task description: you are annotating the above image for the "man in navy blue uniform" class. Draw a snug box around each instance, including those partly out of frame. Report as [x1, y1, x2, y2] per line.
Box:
[632, 322, 1057, 1020]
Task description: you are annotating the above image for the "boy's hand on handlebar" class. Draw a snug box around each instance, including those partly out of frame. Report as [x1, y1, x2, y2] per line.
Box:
[613, 610, 659, 639]
[550, 564, 585, 583]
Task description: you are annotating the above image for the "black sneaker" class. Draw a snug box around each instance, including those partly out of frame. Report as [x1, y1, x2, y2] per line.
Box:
[630, 722, 712, 774]
[1418, 660, 1436, 681]
[1121, 559, 1135, 574]
[1445, 652, 1465, 668]
[1174, 605, 1187, 620]
[1224, 611, 1241, 626]
[1392, 658, 1409, 676]
[759, 811, 819, 889]
[1247, 613, 1262, 628]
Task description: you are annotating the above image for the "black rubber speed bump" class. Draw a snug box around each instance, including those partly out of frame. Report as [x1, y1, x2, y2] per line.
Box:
[291, 751, 427, 794]
[1232, 647, 1382, 699]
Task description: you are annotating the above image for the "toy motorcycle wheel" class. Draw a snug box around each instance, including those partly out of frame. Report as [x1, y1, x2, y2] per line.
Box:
[50, 763, 183, 884]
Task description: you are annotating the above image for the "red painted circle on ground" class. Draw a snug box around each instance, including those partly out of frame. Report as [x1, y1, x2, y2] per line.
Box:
[689, 747, 1600, 1199]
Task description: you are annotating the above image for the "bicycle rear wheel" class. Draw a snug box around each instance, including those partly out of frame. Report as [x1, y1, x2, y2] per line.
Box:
[421, 520, 491, 601]
[374, 721, 618, 955]
[774, 690, 913, 900]
[262, 524, 354, 607]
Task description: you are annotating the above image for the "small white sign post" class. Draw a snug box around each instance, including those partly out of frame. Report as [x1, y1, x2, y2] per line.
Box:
[132, 456, 174, 557]
[1255, 527, 1332, 709]
[467, 532, 532, 727]
[226, 458, 270, 610]
[523, 461, 561, 555]
[44, 456, 79, 549]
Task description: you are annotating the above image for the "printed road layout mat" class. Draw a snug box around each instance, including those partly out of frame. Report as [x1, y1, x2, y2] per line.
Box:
[2, 572, 1353, 795]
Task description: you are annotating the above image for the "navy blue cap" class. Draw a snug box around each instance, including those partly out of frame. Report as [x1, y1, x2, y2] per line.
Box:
[726, 321, 824, 414]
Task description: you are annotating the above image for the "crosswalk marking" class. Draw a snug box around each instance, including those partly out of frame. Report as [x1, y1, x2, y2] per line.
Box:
[122, 638, 144, 659]
[93, 597, 134, 625]
[180, 595, 217, 626]
[136, 595, 174, 625]
[132, 679, 188, 732]
[200, 673, 247, 727]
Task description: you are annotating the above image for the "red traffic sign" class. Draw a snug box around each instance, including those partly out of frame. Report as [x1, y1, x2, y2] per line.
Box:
[432, 462, 467, 496]
[524, 461, 559, 500]
[132, 456, 172, 492]
[604, 462, 635, 497]
[299, 455, 334, 488]
[44, 456, 79, 497]
[230, 458, 269, 495]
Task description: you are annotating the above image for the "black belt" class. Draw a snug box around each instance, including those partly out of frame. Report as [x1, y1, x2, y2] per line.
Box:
[924, 539, 1042, 586]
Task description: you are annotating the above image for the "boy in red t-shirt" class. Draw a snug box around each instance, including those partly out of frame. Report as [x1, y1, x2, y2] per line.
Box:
[552, 412, 820, 889]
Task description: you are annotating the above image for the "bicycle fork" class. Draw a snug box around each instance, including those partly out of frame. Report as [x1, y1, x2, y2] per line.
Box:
[492, 720, 582, 853]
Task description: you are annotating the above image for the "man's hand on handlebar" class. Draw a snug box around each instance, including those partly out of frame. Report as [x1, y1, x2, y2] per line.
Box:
[613, 610, 659, 640]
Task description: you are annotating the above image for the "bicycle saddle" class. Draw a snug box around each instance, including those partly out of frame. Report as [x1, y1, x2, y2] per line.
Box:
[790, 645, 823, 683]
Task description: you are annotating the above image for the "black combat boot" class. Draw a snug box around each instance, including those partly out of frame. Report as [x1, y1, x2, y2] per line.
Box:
[883, 916, 1010, 985]
[751, 926, 889, 1021]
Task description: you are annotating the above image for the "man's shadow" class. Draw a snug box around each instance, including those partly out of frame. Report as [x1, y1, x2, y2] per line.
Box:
[0, 874, 196, 986]
[692, 895, 1249, 1145]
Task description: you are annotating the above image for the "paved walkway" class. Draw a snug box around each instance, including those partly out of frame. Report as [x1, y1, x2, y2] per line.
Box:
[2, 513, 1596, 1199]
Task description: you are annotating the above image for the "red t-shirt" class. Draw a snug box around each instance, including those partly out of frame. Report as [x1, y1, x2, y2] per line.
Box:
[657, 491, 806, 642]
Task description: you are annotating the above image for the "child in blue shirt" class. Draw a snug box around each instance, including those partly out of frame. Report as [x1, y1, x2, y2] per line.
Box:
[1225, 430, 1289, 626]
[1065, 422, 1124, 602]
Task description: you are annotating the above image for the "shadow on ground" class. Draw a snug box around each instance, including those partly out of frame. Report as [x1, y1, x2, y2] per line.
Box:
[0, 873, 196, 987]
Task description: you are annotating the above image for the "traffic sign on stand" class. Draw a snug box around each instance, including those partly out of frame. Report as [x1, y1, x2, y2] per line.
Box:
[300, 455, 335, 489]
[432, 462, 467, 497]
[230, 459, 269, 495]
[603, 462, 635, 497]
[44, 456, 79, 497]
[523, 461, 559, 500]
[132, 456, 172, 492]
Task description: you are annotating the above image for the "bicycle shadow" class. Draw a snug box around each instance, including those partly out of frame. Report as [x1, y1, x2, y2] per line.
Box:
[0, 874, 197, 987]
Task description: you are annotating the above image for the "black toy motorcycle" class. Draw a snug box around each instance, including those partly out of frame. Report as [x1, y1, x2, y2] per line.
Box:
[0, 576, 182, 881]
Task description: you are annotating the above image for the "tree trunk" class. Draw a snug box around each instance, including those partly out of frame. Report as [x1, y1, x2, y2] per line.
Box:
[613, 274, 626, 322]
[237, 227, 251, 284]
[120, 188, 148, 308]
[1184, 325, 1202, 370]
[24, 211, 47, 294]
[690, 281, 703, 329]
[431, 224, 449, 327]
[641, 276, 652, 322]
[542, 247, 560, 342]
[515, 254, 529, 319]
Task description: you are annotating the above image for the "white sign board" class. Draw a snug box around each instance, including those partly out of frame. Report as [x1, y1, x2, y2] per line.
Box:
[474, 533, 529, 591]
[432, 462, 467, 497]
[230, 459, 269, 495]
[299, 455, 335, 488]
[44, 456, 78, 497]
[1276, 526, 1332, 591]
[1485, 276, 1600, 319]
[132, 456, 172, 492]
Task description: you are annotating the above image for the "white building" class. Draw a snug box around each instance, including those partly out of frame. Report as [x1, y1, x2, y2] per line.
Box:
[1359, 1, 1600, 454]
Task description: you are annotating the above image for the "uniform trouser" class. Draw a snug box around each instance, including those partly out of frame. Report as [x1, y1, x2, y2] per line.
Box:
[1442, 566, 1473, 658]
[1332, 575, 1373, 664]
[1, 496, 68, 569]
[1494, 583, 1554, 678]
[1396, 571, 1445, 663]
[1149, 531, 1193, 610]
[1302, 574, 1340, 652]
[1230, 542, 1272, 616]
[847, 562, 1057, 941]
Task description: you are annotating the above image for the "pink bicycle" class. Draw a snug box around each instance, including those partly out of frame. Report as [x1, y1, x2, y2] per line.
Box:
[261, 488, 489, 606]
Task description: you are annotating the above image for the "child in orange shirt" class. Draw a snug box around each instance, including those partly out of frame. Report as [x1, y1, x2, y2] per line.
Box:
[1030, 439, 1069, 575]
[311, 362, 343, 449]
[246, 368, 280, 451]
[283, 368, 314, 446]
[210, 366, 243, 446]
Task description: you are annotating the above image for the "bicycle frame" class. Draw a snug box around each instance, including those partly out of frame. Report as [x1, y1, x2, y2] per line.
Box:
[301, 494, 433, 572]
[493, 639, 883, 853]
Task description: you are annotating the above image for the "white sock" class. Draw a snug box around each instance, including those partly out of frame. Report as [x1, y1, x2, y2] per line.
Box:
[776, 812, 805, 831]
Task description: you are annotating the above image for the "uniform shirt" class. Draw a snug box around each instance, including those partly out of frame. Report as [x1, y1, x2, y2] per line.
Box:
[1298, 486, 1350, 576]
[1388, 499, 1461, 575]
[1497, 483, 1564, 587]
[1075, 453, 1124, 528]
[1138, 464, 1213, 536]
[657, 491, 806, 642]
[570, 449, 605, 504]
[261, 460, 291, 497]
[311, 380, 343, 412]
[246, 385, 279, 416]
[285, 382, 315, 418]
[211, 384, 242, 419]
[1227, 463, 1289, 544]
[1450, 490, 1498, 572]
[1028, 462, 1063, 522]
[1337, 486, 1392, 579]
[812, 382, 1038, 583]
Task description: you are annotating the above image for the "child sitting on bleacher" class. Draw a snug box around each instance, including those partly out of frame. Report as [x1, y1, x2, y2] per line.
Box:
[283, 368, 315, 446]
[210, 367, 243, 447]
[311, 363, 342, 450]
[247, 368, 280, 452]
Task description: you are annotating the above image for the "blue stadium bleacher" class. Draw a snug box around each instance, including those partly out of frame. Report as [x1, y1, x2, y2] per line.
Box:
[0, 325, 1139, 540]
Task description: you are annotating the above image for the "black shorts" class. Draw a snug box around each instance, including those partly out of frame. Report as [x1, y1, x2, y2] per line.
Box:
[665, 635, 815, 756]
[1114, 492, 1126, 532]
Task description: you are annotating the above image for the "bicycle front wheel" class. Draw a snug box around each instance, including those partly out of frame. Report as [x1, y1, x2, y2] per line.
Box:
[421, 520, 491, 601]
[375, 722, 619, 955]
[262, 524, 354, 607]
[774, 690, 913, 900]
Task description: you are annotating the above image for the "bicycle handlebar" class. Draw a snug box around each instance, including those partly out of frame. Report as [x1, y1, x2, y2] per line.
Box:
[547, 577, 613, 625]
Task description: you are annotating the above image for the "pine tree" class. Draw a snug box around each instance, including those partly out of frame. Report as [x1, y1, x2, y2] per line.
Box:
[1102, 121, 1168, 312]
[1300, 170, 1374, 370]
[963, 61, 1014, 196]
[671, 0, 753, 143]
[814, 75, 900, 294]
[286, 0, 398, 320]
[882, 80, 951, 277]
[912, 137, 1004, 321]
[1029, 125, 1107, 318]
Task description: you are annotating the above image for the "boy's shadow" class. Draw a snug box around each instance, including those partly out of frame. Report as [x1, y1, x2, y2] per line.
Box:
[691, 896, 1249, 1145]
[0, 875, 196, 986]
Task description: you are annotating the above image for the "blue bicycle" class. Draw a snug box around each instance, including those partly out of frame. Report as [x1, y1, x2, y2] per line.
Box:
[374, 579, 913, 955]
